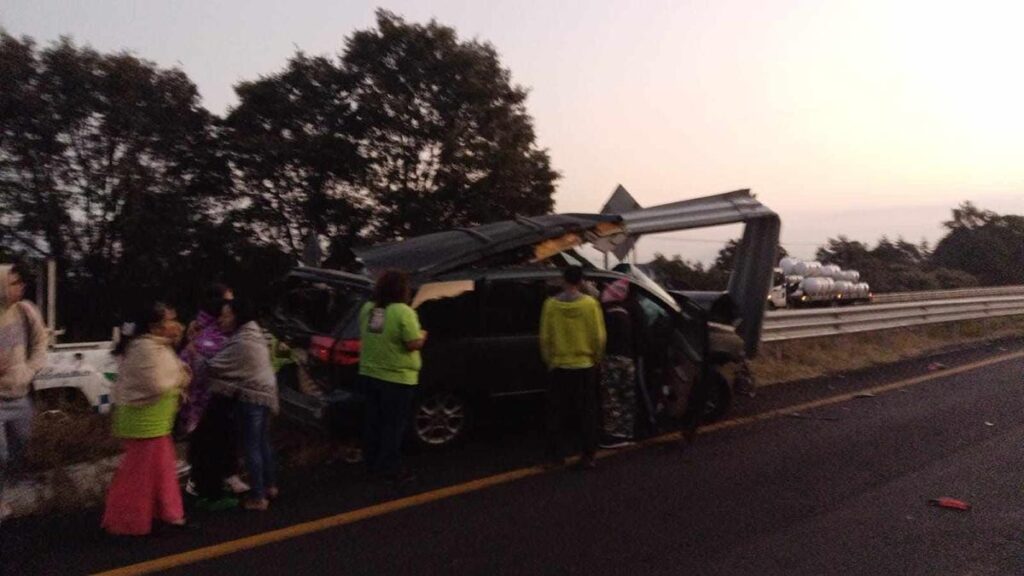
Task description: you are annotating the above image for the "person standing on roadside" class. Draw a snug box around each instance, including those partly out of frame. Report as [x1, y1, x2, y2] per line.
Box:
[102, 300, 191, 535]
[181, 284, 250, 505]
[359, 271, 426, 483]
[0, 262, 48, 523]
[540, 266, 606, 469]
[598, 278, 639, 449]
[206, 298, 279, 511]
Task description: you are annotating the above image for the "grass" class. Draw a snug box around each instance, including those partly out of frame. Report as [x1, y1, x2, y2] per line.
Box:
[751, 316, 1024, 386]
[26, 409, 120, 473]
[24, 403, 354, 477]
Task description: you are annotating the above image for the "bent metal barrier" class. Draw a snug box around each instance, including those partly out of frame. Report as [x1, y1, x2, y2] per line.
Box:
[761, 295, 1024, 342]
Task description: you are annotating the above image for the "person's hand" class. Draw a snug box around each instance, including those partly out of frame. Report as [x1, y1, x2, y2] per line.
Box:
[180, 361, 193, 388]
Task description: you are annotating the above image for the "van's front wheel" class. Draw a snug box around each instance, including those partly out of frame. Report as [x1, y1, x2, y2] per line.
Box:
[410, 391, 471, 449]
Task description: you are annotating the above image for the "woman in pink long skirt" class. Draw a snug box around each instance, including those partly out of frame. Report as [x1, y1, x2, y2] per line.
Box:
[102, 300, 191, 536]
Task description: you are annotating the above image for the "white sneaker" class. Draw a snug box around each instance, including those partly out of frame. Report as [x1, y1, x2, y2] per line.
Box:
[599, 436, 636, 449]
[175, 459, 192, 479]
[224, 475, 251, 494]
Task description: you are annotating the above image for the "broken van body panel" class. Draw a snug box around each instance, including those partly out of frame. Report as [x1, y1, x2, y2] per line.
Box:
[354, 189, 778, 357]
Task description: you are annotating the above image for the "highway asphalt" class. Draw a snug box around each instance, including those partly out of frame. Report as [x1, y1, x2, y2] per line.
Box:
[3, 337, 1023, 575]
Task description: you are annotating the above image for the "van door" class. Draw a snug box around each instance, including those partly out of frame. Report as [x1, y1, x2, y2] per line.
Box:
[475, 277, 553, 398]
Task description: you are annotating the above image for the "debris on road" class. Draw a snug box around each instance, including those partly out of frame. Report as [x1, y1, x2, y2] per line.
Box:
[984, 421, 995, 427]
[853, 392, 877, 399]
[928, 497, 971, 511]
[927, 362, 949, 372]
[786, 412, 840, 422]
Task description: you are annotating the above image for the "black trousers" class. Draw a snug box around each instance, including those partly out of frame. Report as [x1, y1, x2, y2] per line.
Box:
[545, 367, 600, 460]
[361, 376, 416, 477]
[188, 394, 237, 499]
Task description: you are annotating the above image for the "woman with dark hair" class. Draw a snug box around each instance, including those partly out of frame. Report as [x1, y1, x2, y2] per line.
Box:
[178, 283, 233, 437]
[360, 270, 427, 482]
[182, 284, 247, 511]
[206, 298, 279, 511]
[102, 300, 191, 535]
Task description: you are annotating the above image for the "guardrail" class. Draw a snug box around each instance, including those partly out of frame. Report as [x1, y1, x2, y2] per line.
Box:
[762, 295, 1024, 342]
[872, 285, 1024, 304]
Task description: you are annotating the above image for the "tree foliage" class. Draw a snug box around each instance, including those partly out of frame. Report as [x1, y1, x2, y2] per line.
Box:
[932, 202, 1024, 286]
[227, 10, 558, 258]
[0, 33, 229, 337]
[225, 52, 368, 255]
[344, 11, 556, 240]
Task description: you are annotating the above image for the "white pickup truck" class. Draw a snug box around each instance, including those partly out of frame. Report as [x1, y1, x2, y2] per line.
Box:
[32, 341, 117, 413]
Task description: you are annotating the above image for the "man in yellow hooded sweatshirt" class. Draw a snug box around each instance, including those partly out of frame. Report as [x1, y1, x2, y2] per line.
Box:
[539, 266, 606, 469]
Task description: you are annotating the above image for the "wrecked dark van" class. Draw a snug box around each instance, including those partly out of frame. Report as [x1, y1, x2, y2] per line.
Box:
[267, 189, 780, 448]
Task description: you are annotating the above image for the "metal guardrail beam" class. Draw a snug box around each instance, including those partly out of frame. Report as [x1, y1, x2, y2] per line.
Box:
[762, 295, 1024, 342]
[872, 285, 1024, 304]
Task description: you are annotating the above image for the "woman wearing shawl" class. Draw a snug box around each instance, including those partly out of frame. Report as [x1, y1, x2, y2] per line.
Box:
[206, 298, 279, 511]
[102, 300, 191, 535]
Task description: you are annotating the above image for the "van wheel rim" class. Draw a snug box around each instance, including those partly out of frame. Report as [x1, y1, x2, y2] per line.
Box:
[414, 394, 467, 445]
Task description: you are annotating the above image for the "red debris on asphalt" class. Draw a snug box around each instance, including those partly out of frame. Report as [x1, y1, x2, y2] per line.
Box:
[928, 497, 971, 511]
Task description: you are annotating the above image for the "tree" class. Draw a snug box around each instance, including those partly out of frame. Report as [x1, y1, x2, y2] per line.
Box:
[342, 10, 557, 240]
[224, 52, 369, 256]
[943, 201, 997, 231]
[815, 236, 872, 269]
[932, 203, 1024, 286]
[225, 11, 558, 257]
[712, 238, 787, 273]
[645, 254, 728, 291]
[0, 33, 228, 338]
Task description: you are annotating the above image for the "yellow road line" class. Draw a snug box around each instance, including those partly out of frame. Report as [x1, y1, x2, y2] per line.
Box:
[94, 349, 1024, 576]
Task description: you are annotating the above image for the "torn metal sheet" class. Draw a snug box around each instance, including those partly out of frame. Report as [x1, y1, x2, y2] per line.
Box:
[354, 214, 620, 280]
[412, 280, 475, 309]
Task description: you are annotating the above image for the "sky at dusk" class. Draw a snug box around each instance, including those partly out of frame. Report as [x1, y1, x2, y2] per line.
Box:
[4, 0, 1022, 263]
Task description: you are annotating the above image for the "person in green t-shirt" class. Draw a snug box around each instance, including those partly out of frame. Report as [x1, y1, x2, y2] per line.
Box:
[359, 270, 427, 482]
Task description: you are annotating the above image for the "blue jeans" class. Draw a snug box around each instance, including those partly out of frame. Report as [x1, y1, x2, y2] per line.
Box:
[237, 402, 275, 500]
[0, 396, 33, 501]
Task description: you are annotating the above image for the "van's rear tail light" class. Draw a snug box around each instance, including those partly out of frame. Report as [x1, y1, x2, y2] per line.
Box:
[309, 336, 361, 366]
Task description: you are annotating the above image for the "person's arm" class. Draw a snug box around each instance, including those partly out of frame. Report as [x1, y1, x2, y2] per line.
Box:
[404, 333, 427, 352]
[539, 299, 553, 368]
[21, 302, 49, 374]
[399, 305, 427, 351]
[591, 299, 607, 364]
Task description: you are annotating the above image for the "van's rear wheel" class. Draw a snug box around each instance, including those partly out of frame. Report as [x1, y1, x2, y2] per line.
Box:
[411, 392, 470, 449]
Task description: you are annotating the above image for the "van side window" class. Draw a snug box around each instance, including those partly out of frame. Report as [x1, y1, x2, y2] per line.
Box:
[483, 279, 550, 335]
